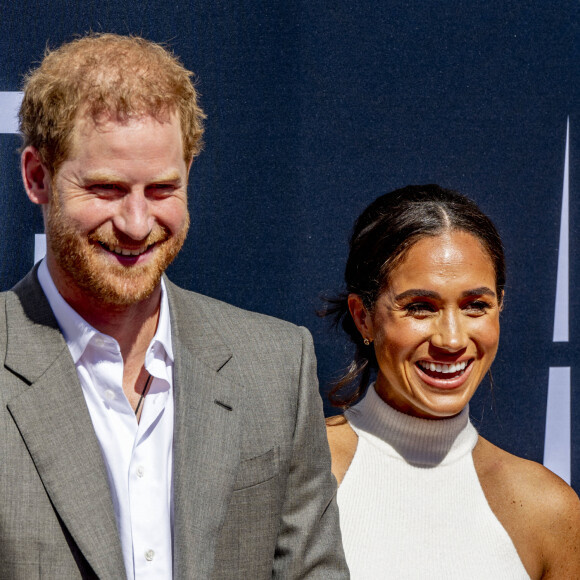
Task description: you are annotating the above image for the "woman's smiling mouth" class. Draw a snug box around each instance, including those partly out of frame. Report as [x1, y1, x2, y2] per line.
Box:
[415, 359, 474, 389]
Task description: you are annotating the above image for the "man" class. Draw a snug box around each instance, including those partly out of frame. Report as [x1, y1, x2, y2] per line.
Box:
[0, 33, 348, 579]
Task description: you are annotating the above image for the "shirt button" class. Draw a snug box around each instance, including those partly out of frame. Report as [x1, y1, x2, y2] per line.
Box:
[93, 336, 105, 348]
[145, 549, 155, 561]
[137, 465, 145, 478]
[104, 389, 115, 401]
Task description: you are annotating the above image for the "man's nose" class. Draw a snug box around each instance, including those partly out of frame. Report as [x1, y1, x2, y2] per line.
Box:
[113, 191, 153, 241]
[430, 310, 468, 352]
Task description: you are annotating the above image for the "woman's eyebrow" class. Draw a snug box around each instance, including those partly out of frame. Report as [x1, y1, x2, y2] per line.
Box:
[462, 287, 496, 298]
[394, 289, 440, 301]
[393, 287, 497, 301]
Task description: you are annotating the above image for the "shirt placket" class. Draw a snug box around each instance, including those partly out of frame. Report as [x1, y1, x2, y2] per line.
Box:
[129, 387, 172, 579]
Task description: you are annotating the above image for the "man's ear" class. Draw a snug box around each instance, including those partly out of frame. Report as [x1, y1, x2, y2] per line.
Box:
[21, 146, 52, 205]
[347, 293, 374, 341]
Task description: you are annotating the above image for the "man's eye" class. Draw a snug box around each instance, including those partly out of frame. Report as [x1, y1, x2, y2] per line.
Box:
[91, 184, 120, 192]
[149, 184, 176, 195]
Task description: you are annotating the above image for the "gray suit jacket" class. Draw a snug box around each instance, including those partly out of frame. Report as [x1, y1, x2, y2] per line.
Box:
[0, 268, 348, 579]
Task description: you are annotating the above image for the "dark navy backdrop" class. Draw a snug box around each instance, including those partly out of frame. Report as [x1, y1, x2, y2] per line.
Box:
[1, 1, 579, 491]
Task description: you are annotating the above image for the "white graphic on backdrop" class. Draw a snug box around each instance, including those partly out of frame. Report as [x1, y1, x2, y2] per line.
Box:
[553, 118, 570, 342]
[0, 92, 23, 133]
[0, 91, 47, 260]
[544, 119, 571, 484]
[545, 368, 571, 483]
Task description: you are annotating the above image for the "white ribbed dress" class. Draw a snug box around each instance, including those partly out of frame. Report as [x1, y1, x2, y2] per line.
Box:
[337, 385, 530, 579]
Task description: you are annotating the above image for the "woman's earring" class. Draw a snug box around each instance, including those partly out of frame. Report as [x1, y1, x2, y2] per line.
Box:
[363, 338, 370, 346]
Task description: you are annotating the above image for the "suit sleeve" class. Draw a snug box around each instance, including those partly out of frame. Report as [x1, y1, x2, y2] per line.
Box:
[272, 326, 349, 579]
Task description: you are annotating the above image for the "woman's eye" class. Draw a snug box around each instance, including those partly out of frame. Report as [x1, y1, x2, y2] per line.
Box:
[405, 302, 436, 316]
[464, 300, 490, 313]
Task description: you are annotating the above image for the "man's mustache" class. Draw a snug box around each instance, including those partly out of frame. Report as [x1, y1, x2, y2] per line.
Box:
[88, 225, 170, 251]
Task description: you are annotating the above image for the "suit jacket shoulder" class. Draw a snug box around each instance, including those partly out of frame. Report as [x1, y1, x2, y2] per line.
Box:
[166, 279, 306, 348]
[166, 280, 312, 404]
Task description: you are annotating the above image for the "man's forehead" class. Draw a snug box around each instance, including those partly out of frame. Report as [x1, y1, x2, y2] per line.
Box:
[74, 107, 177, 133]
[49, 111, 188, 182]
[66, 109, 183, 156]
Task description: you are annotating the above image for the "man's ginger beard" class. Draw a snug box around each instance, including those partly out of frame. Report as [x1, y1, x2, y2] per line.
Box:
[46, 193, 189, 307]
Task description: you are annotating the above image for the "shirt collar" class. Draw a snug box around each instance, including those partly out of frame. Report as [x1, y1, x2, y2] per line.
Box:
[37, 259, 173, 364]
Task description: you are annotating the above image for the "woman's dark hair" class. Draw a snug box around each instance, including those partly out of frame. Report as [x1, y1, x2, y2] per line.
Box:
[323, 184, 505, 409]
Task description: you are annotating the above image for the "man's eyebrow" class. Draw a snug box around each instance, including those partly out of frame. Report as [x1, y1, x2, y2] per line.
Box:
[149, 171, 183, 182]
[81, 172, 122, 183]
[81, 171, 184, 184]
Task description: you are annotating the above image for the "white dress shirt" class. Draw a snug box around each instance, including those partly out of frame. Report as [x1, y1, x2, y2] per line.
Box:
[38, 260, 174, 580]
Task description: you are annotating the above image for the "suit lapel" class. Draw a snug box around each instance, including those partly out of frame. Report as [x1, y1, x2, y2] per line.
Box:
[167, 281, 242, 579]
[5, 272, 125, 580]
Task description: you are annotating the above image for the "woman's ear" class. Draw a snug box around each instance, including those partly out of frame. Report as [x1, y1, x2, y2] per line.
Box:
[347, 294, 373, 341]
[21, 146, 52, 205]
[499, 289, 505, 312]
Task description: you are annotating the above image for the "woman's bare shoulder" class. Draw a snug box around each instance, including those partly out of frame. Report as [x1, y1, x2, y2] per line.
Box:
[326, 415, 358, 486]
[473, 436, 580, 579]
[473, 436, 579, 514]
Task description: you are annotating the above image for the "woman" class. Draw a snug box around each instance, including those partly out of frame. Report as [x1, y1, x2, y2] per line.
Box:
[325, 185, 580, 579]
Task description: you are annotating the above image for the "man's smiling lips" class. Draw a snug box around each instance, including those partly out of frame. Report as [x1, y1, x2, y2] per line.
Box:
[415, 359, 474, 390]
[97, 240, 157, 263]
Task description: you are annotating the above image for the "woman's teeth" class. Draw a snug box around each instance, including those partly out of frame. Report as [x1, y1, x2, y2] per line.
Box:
[418, 360, 468, 374]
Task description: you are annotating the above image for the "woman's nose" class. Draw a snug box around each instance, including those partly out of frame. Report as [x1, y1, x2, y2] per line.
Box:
[430, 310, 468, 352]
